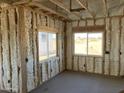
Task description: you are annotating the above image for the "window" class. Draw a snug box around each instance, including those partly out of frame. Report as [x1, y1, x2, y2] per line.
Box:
[39, 32, 48, 61]
[74, 33, 87, 55]
[88, 33, 103, 55]
[74, 32, 103, 56]
[39, 32, 57, 61]
[48, 33, 57, 57]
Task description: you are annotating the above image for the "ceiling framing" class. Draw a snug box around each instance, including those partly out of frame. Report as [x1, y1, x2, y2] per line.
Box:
[1, 0, 124, 20]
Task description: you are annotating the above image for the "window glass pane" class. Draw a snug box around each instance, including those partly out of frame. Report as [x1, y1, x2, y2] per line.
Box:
[38, 32, 48, 61]
[48, 33, 57, 57]
[74, 33, 87, 55]
[88, 33, 103, 55]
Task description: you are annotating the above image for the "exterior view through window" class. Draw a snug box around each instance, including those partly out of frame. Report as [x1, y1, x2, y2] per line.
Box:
[39, 32, 57, 61]
[74, 32, 103, 56]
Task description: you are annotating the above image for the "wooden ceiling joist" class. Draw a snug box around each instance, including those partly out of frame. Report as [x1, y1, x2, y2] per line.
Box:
[49, 0, 70, 13]
[70, 0, 85, 12]
[13, 1, 69, 20]
[49, 0, 81, 19]
[75, 0, 95, 17]
[70, 8, 85, 12]
[28, 1, 69, 20]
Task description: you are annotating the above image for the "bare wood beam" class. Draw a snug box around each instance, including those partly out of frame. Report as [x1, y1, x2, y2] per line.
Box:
[76, 0, 87, 9]
[70, 8, 85, 12]
[18, 6, 27, 93]
[72, 25, 105, 32]
[49, 0, 81, 19]
[75, 0, 95, 17]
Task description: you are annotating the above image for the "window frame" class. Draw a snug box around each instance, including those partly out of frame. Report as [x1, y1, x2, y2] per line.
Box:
[38, 27, 58, 62]
[73, 31, 104, 57]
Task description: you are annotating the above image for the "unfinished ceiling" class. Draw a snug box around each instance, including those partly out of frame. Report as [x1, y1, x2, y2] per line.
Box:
[1, 0, 124, 20]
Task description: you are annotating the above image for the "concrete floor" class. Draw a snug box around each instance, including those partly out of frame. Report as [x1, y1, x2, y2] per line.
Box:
[30, 71, 124, 93]
[0, 90, 10, 93]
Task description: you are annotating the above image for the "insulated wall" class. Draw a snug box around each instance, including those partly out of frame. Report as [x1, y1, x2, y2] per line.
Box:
[66, 16, 124, 77]
[0, 6, 65, 93]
